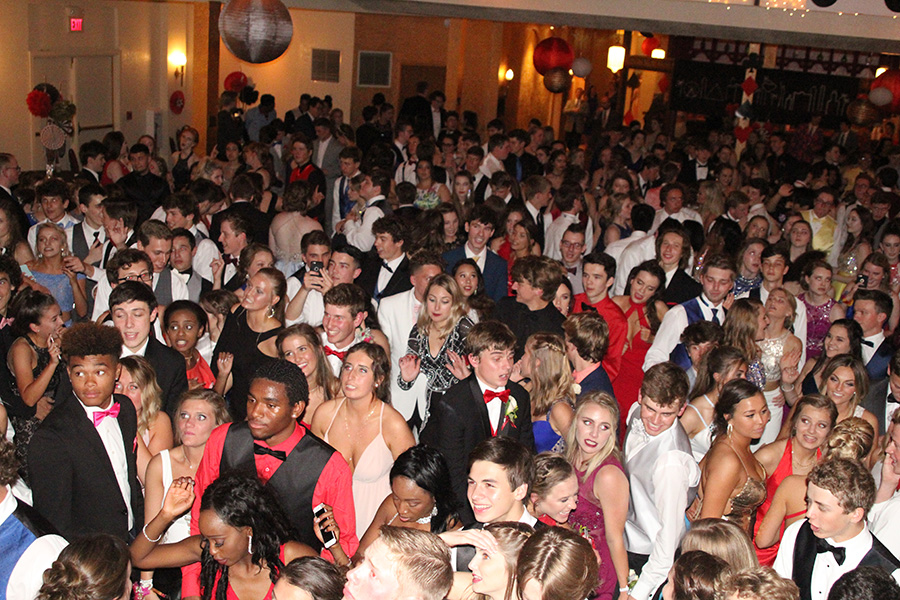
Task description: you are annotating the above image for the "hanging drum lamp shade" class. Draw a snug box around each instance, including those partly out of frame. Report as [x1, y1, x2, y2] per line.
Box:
[219, 0, 294, 64]
[543, 67, 573, 93]
[533, 37, 574, 76]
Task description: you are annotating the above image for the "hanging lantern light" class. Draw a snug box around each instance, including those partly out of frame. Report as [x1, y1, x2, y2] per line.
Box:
[533, 37, 575, 76]
[871, 69, 900, 113]
[219, 0, 294, 64]
[543, 67, 572, 93]
[607, 46, 626, 73]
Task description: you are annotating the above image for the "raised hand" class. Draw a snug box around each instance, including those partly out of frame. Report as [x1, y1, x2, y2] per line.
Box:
[161, 476, 195, 520]
[446, 350, 470, 380]
[399, 354, 421, 383]
[217, 352, 234, 375]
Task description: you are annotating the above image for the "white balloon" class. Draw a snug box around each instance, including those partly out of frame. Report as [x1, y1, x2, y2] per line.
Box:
[571, 57, 593, 78]
[869, 86, 893, 107]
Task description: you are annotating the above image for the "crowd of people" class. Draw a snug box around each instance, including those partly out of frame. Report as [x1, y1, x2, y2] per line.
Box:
[3, 78, 900, 600]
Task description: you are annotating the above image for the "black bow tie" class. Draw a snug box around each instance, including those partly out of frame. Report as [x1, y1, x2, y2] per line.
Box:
[889, 394, 900, 405]
[581, 302, 597, 313]
[862, 339, 876, 348]
[381, 261, 394, 273]
[815, 537, 846, 565]
[224, 255, 239, 266]
[253, 444, 287, 461]
[565, 266, 577, 275]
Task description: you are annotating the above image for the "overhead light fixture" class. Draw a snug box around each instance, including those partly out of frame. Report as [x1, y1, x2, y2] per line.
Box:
[651, 48, 666, 59]
[608, 45, 626, 73]
[505, 68, 514, 81]
[877, 66, 888, 77]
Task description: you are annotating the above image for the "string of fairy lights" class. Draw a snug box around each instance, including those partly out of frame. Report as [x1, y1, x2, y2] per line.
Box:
[705, 0, 900, 18]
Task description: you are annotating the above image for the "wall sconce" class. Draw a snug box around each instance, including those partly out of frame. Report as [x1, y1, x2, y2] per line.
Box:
[505, 68, 514, 81]
[607, 46, 625, 73]
[877, 67, 888, 78]
[169, 51, 187, 86]
[651, 48, 666, 60]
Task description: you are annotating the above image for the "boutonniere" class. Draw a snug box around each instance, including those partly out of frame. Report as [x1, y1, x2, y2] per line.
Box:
[572, 383, 582, 395]
[503, 397, 519, 427]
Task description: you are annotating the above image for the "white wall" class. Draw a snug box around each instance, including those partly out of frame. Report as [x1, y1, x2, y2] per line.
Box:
[217, 9, 355, 119]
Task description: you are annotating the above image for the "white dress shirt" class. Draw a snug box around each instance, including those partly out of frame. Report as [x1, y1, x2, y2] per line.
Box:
[343, 195, 386, 252]
[649, 206, 703, 235]
[376, 253, 405, 298]
[333, 170, 362, 228]
[465, 244, 488, 272]
[69, 220, 106, 256]
[543, 213, 594, 261]
[1, 486, 68, 600]
[314, 136, 332, 168]
[774, 520, 900, 598]
[480, 153, 505, 178]
[475, 376, 505, 434]
[121, 337, 150, 359]
[605, 230, 648, 266]
[79, 398, 133, 529]
[614, 234, 658, 296]
[644, 294, 724, 370]
[870, 488, 900, 560]
[190, 226, 221, 282]
[863, 332, 886, 365]
[625, 405, 701, 600]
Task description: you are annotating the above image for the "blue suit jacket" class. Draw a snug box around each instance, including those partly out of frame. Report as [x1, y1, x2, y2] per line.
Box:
[576, 363, 615, 401]
[866, 339, 894, 383]
[443, 246, 508, 301]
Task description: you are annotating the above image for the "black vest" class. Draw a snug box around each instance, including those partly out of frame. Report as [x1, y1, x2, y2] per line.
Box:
[792, 520, 900, 600]
[220, 422, 335, 552]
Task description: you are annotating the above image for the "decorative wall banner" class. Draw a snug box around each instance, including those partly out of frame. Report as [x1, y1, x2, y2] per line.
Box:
[671, 60, 860, 127]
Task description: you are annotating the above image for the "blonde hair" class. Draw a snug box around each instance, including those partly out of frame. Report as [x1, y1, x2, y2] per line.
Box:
[475, 523, 534, 600]
[723, 567, 799, 600]
[525, 333, 575, 418]
[565, 392, 620, 481]
[516, 527, 598, 600]
[118, 355, 164, 436]
[416, 274, 468, 340]
[681, 518, 759, 571]
[172, 389, 230, 444]
[531, 452, 576, 502]
[822, 417, 874, 461]
[768, 287, 797, 329]
[36, 222, 70, 257]
[724, 298, 763, 362]
[378, 526, 453, 600]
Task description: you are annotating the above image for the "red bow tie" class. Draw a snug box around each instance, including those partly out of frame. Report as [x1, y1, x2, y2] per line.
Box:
[324, 346, 347, 361]
[484, 389, 510, 404]
[92, 403, 120, 427]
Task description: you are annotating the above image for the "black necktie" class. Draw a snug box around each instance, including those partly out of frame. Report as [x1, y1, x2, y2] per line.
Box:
[382, 261, 394, 273]
[815, 537, 846, 565]
[253, 444, 287, 461]
[711, 307, 720, 325]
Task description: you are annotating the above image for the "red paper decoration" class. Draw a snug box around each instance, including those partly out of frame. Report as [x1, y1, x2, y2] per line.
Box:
[734, 125, 752, 143]
[641, 37, 660, 56]
[170, 91, 185, 115]
[533, 37, 574, 76]
[741, 77, 758, 97]
[658, 76, 670, 94]
[26, 90, 52, 118]
[871, 69, 900, 113]
[224, 71, 248, 93]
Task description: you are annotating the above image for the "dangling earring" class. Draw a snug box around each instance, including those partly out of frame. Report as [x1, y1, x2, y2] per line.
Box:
[727, 422, 733, 436]
[247, 534, 253, 554]
[267, 305, 275, 319]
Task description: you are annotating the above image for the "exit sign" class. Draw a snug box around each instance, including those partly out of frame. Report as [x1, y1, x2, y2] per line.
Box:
[70, 17, 83, 31]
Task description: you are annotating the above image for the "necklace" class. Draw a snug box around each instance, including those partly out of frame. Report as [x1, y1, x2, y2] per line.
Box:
[182, 446, 194, 470]
[343, 399, 379, 463]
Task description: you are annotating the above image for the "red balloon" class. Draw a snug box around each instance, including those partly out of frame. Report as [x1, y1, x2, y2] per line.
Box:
[533, 37, 574, 76]
[658, 75, 670, 94]
[641, 37, 660, 56]
[872, 69, 900, 113]
[224, 71, 248, 93]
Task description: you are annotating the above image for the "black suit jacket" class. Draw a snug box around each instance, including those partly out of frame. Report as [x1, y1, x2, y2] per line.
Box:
[78, 168, 101, 184]
[209, 201, 273, 249]
[421, 375, 534, 524]
[862, 378, 892, 436]
[29, 392, 143, 541]
[491, 297, 565, 361]
[503, 152, 542, 182]
[677, 160, 713, 184]
[144, 337, 189, 418]
[357, 254, 412, 301]
[663, 270, 703, 307]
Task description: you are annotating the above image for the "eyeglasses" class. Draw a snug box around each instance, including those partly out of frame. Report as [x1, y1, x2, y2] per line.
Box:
[561, 240, 584, 249]
[118, 271, 153, 284]
[3, 166, 20, 173]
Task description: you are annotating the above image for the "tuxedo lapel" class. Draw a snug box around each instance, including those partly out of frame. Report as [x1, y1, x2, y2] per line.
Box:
[64, 396, 125, 493]
[469, 377, 493, 439]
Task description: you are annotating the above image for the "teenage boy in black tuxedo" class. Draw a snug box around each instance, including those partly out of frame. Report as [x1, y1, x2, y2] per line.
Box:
[438, 437, 538, 569]
[492, 255, 565, 360]
[863, 348, 900, 436]
[854, 289, 895, 383]
[109, 281, 188, 417]
[422, 320, 534, 522]
[357, 215, 412, 303]
[774, 458, 900, 600]
[29, 322, 143, 541]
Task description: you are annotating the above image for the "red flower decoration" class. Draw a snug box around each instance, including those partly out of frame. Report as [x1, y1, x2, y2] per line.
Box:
[734, 125, 752, 143]
[26, 90, 52, 118]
